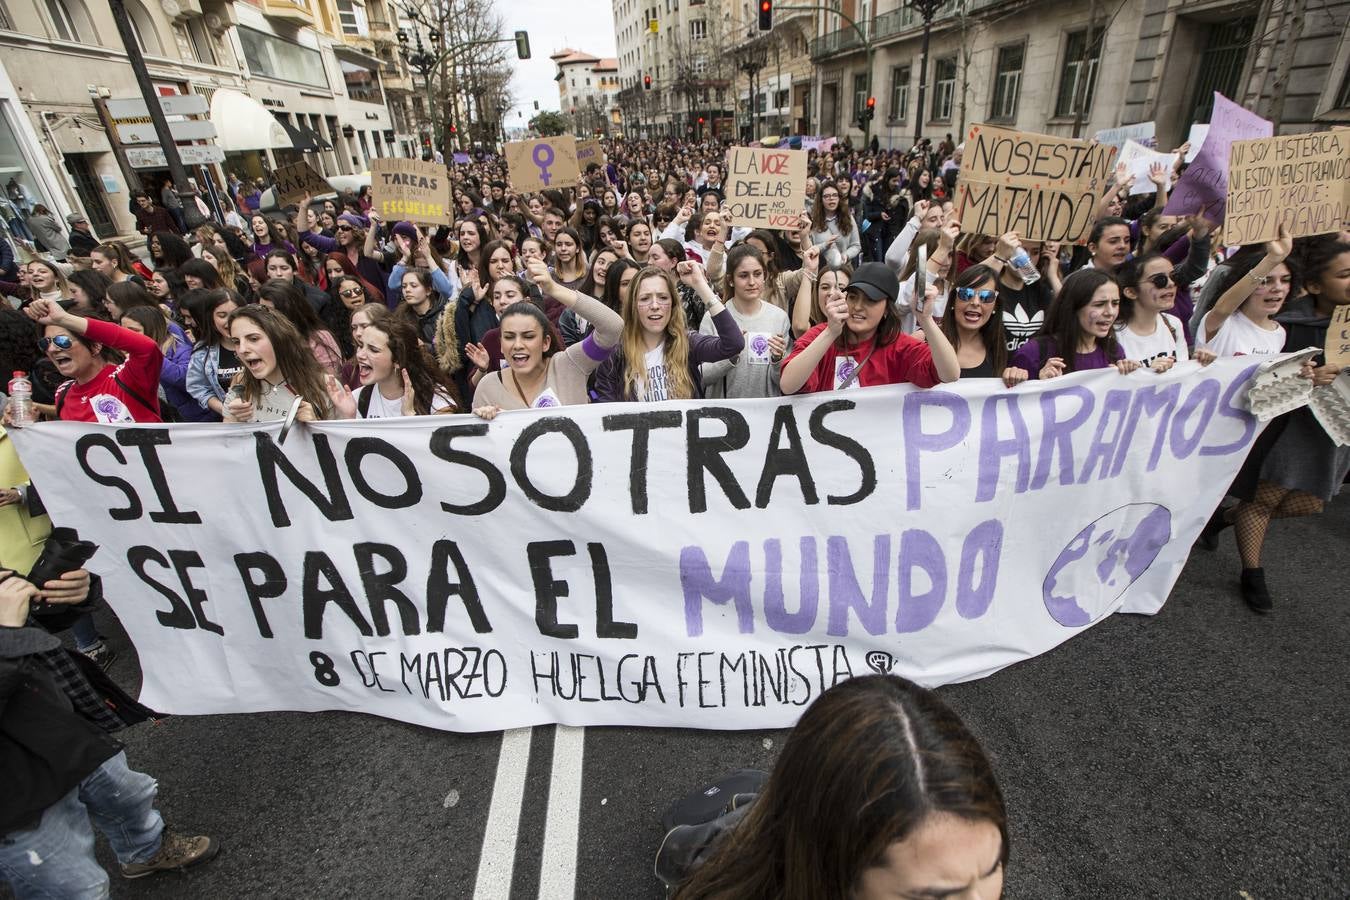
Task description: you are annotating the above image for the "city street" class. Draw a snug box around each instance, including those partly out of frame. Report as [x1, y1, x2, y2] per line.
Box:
[73, 494, 1350, 899]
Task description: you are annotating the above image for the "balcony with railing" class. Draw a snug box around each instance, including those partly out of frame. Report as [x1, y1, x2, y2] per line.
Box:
[811, 0, 1003, 60]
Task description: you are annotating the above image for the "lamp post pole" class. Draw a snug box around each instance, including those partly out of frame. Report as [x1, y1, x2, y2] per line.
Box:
[909, 0, 943, 148]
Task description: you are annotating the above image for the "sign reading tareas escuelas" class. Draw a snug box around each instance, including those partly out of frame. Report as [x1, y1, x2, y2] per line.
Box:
[370, 158, 452, 226]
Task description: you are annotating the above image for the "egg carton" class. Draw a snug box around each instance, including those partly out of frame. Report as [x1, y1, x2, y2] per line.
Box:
[1243, 348, 1319, 422]
[1309, 373, 1350, 447]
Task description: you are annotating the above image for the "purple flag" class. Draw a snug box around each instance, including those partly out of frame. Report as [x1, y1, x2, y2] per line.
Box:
[1163, 93, 1270, 223]
[452, 152, 470, 164]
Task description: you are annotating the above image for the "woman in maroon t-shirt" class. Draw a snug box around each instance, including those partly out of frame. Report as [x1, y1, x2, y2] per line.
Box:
[25, 300, 163, 423]
[780, 262, 959, 394]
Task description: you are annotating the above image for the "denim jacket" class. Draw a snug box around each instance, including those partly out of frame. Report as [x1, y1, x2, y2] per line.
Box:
[186, 344, 227, 411]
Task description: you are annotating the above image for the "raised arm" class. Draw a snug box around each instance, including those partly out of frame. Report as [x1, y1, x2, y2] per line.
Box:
[1203, 228, 1292, 342]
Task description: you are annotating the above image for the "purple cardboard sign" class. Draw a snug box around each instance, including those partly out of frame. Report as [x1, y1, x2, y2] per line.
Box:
[1163, 93, 1271, 223]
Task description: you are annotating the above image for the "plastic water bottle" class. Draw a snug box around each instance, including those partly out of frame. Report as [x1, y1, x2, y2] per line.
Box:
[1009, 249, 1041, 285]
[8, 371, 33, 427]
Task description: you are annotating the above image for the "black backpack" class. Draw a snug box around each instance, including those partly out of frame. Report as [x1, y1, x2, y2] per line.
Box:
[654, 769, 767, 891]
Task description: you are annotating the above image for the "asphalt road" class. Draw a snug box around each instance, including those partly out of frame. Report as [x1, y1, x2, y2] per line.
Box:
[27, 493, 1349, 898]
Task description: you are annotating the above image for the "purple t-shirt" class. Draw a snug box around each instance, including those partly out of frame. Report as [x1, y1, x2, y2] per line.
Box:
[1010, 338, 1123, 378]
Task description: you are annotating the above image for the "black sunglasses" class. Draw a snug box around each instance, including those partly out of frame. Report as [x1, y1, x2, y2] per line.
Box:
[339, 287, 365, 298]
[1142, 273, 1177, 289]
[39, 335, 74, 351]
[335, 224, 354, 232]
[955, 287, 997, 305]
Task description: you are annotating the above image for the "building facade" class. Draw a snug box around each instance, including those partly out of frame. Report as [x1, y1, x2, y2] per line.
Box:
[552, 48, 622, 136]
[0, 0, 415, 244]
[612, 0, 737, 138]
[798, 0, 1350, 149]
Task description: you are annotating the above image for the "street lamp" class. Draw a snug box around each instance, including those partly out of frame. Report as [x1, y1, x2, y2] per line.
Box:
[738, 37, 768, 141]
[397, 14, 442, 156]
[909, 0, 944, 148]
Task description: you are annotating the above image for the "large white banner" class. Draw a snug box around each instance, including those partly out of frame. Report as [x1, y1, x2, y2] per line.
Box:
[12, 359, 1264, 732]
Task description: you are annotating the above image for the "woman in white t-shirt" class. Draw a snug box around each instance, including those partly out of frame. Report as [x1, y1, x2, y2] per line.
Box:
[1116, 252, 1217, 370]
[327, 316, 460, 418]
[1197, 229, 1294, 357]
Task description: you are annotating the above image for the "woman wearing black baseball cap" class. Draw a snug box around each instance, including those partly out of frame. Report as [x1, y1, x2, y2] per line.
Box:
[780, 262, 959, 393]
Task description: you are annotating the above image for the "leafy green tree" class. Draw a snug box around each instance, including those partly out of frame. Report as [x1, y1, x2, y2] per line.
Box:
[529, 110, 571, 136]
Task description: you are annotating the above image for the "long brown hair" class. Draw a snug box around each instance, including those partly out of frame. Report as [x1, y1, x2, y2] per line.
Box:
[674, 674, 1007, 900]
[226, 304, 333, 418]
[941, 263, 1008, 371]
[621, 267, 694, 400]
[360, 316, 461, 415]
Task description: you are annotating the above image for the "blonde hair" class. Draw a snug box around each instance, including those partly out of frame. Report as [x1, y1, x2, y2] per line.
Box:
[621, 266, 695, 401]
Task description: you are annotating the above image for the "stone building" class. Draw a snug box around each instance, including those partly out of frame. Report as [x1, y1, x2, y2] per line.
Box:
[804, 0, 1349, 149]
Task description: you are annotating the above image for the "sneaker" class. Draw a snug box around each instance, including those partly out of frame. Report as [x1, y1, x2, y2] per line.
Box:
[1240, 567, 1273, 614]
[1198, 506, 1233, 551]
[121, 830, 219, 879]
[79, 640, 117, 670]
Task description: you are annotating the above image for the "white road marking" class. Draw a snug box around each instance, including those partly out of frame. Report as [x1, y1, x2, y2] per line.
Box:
[537, 725, 586, 900]
[472, 727, 534, 900]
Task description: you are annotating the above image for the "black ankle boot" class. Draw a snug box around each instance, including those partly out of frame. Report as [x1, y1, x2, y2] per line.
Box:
[1241, 568, 1273, 613]
[1199, 506, 1233, 551]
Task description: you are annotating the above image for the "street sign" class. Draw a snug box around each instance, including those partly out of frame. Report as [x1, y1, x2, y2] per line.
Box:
[126, 145, 226, 169]
[117, 119, 218, 144]
[106, 94, 210, 118]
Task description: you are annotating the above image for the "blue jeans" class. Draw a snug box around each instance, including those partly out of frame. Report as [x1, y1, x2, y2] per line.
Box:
[70, 612, 99, 651]
[0, 752, 164, 899]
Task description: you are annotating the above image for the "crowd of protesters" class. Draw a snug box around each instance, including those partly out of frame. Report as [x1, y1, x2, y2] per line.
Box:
[0, 127, 1345, 897]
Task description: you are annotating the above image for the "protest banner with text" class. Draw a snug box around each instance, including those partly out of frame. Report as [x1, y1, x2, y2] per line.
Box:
[1164, 93, 1271, 222]
[11, 360, 1265, 733]
[1225, 132, 1350, 245]
[1328, 306, 1350, 369]
[506, 136, 581, 192]
[272, 160, 332, 206]
[725, 146, 808, 230]
[370, 158, 451, 227]
[956, 124, 1117, 243]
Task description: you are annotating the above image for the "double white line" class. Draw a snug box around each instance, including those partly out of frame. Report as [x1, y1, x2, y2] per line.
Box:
[472, 725, 587, 900]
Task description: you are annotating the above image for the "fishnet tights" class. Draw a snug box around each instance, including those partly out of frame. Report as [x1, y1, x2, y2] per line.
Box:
[1230, 481, 1324, 568]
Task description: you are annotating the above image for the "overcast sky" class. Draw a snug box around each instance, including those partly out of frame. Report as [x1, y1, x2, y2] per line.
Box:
[499, 0, 618, 125]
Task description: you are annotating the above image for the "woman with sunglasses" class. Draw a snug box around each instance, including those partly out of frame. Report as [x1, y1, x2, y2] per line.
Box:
[24, 300, 163, 423]
[780, 262, 959, 395]
[939, 265, 1028, 387]
[1116, 254, 1217, 371]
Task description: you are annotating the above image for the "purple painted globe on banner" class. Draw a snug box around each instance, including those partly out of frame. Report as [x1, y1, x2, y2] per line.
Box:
[1042, 504, 1172, 627]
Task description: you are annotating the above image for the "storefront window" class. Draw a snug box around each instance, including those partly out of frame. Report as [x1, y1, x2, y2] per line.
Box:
[0, 106, 54, 244]
[239, 27, 328, 88]
[341, 60, 382, 104]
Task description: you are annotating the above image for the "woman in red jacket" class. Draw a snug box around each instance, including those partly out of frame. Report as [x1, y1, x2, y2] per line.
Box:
[24, 299, 164, 423]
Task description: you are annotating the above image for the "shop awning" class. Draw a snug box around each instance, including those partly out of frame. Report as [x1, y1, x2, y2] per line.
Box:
[274, 116, 332, 152]
[209, 89, 293, 152]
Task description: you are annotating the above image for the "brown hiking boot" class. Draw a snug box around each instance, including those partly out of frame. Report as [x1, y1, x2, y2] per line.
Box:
[120, 830, 219, 879]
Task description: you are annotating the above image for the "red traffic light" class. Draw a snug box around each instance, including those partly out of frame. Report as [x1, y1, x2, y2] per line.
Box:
[866, 96, 876, 109]
[643, 74, 652, 90]
[758, 0, 772, 30]
[698, 116, 705, 124]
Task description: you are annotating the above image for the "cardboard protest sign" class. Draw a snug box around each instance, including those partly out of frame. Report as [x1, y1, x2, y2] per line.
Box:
[1164, 93, 1271, 222]
[370, 158, 451, 226]
[574, 139, 605, 171]
[1327, 305, 1350, 369]
[10, 360, 1265, 732]
[1094, 121, 1156, 151]
[272, 160, 331, 206]
[1117, 139, 1175, 196]
[1225, 132, 1350, 245]
[956, 124, 1117, 243]
[506, 136, 580, 192]
[725, 145, 808, 229]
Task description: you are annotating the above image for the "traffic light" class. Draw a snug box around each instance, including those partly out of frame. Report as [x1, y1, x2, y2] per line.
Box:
[858, 96, 875, 127]
[758, 0, 772, 31]
[643, 73, 652, 91]
[515, 30, 531, 60]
